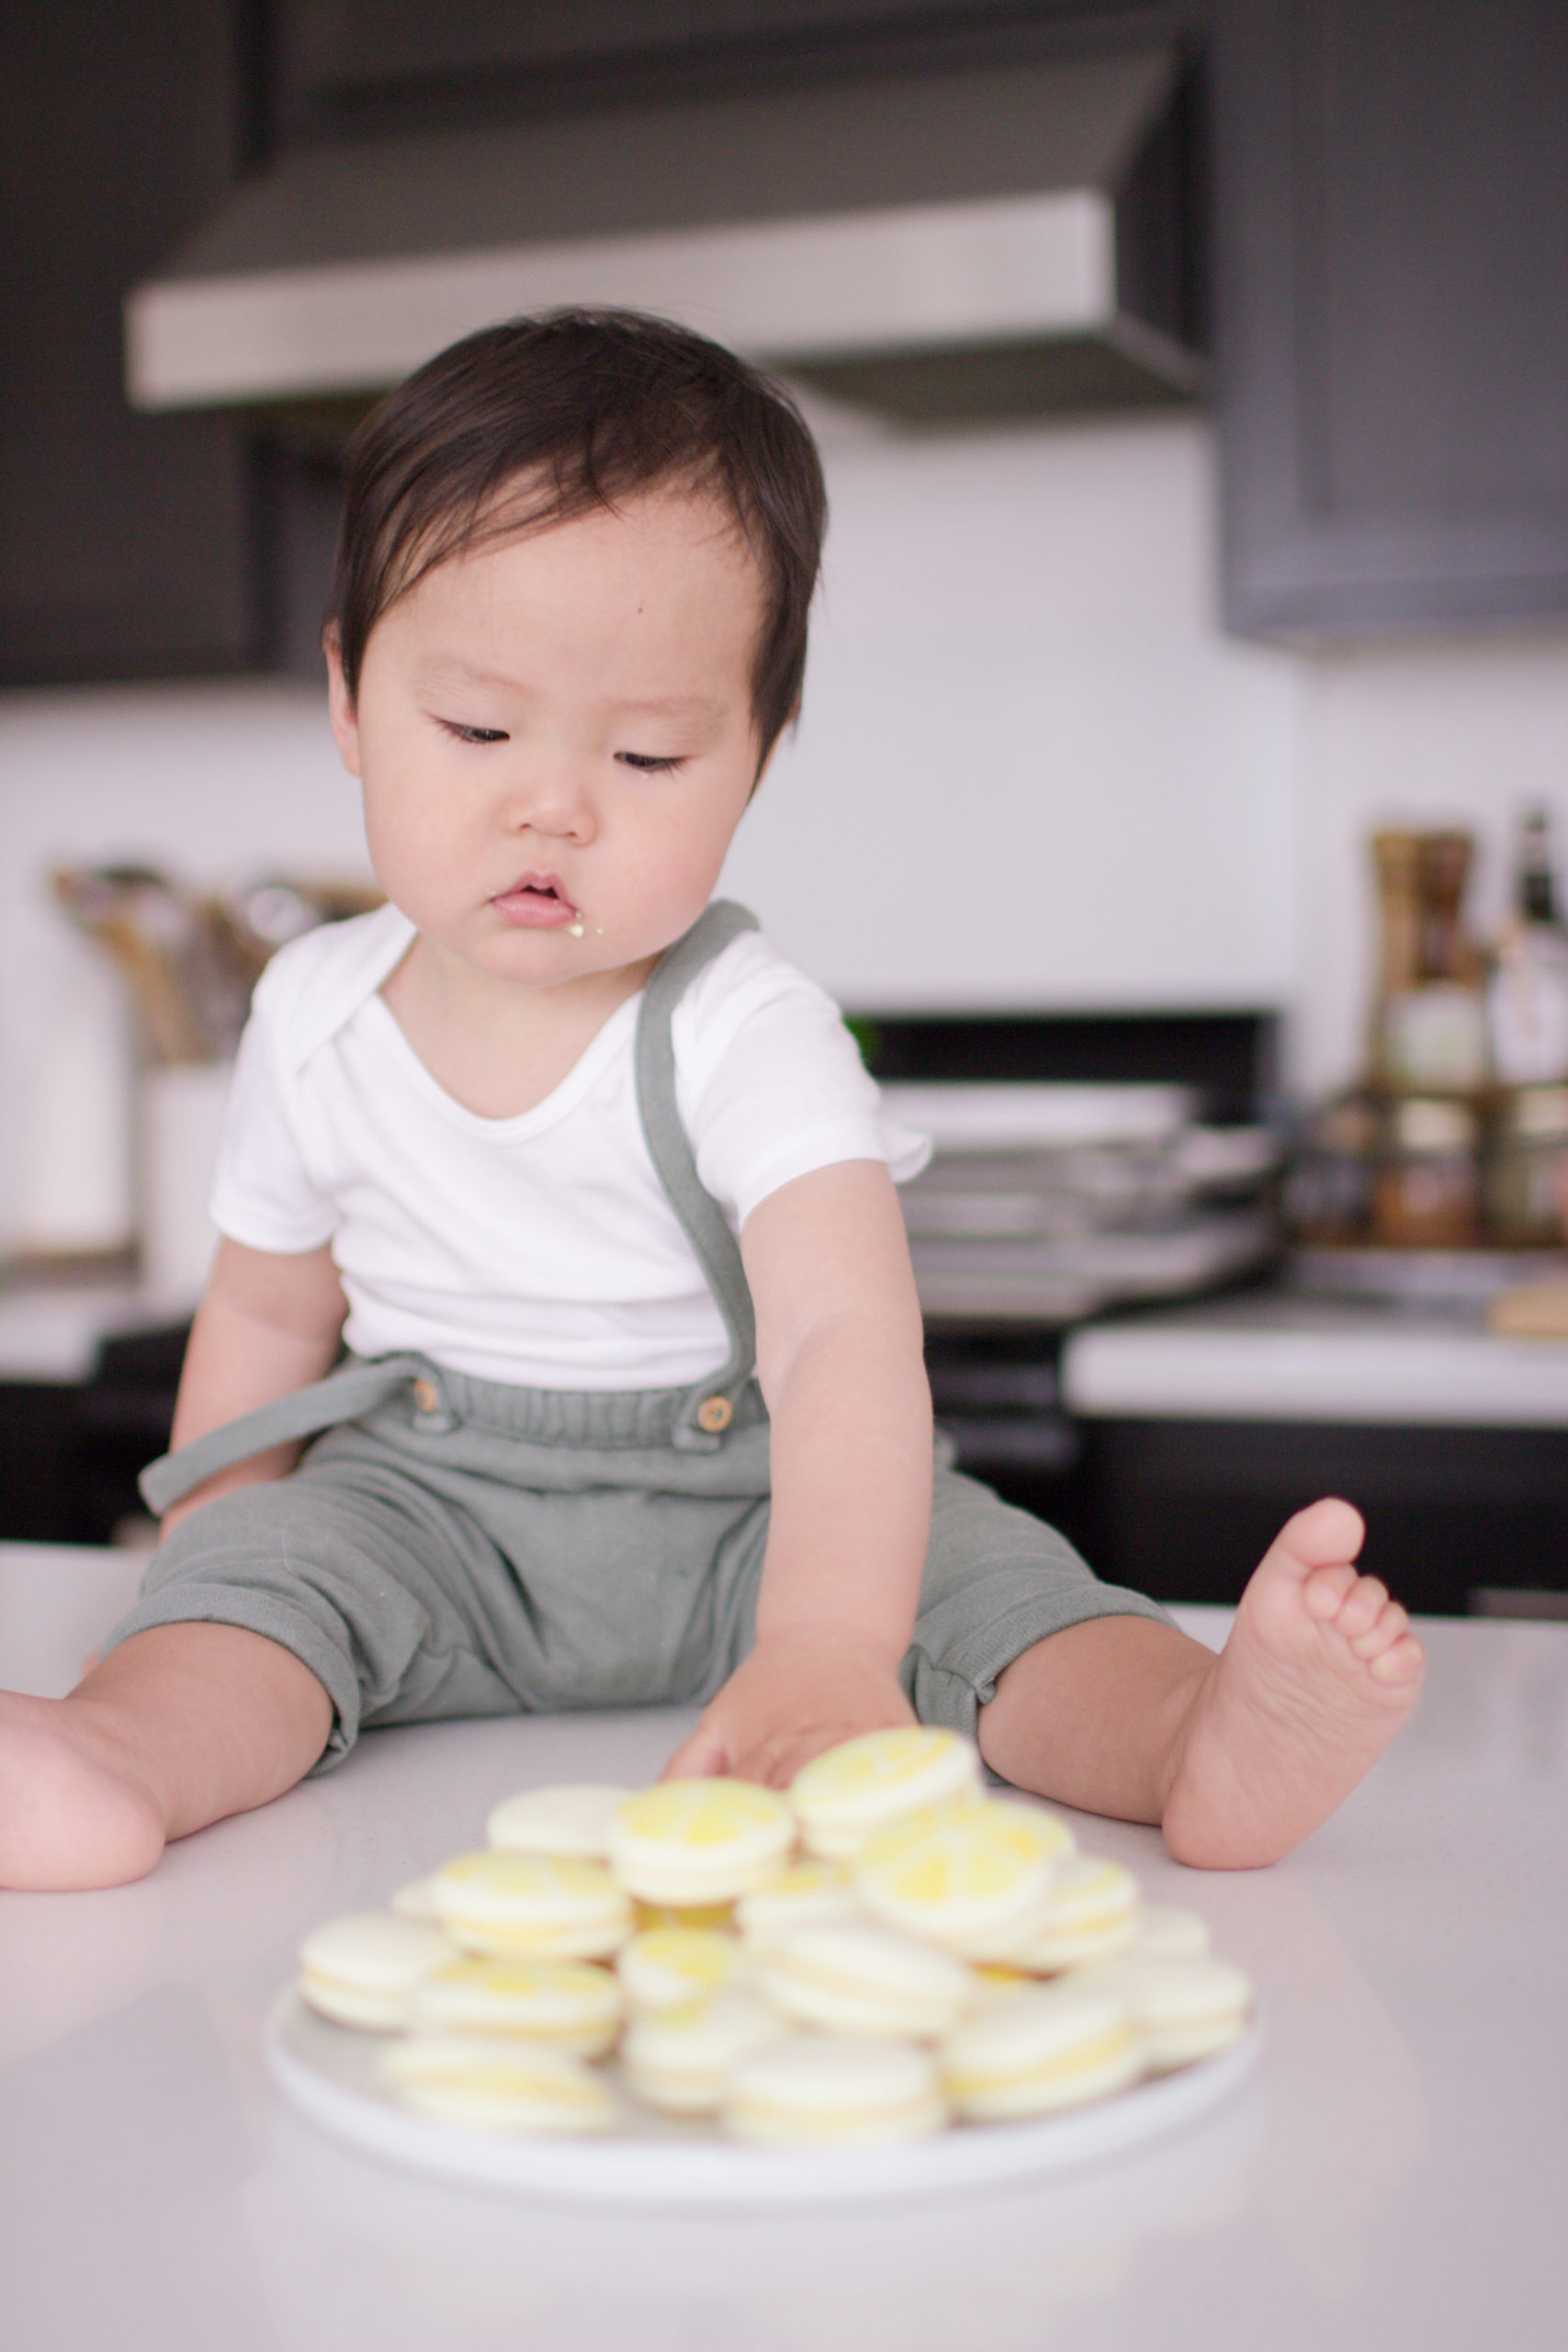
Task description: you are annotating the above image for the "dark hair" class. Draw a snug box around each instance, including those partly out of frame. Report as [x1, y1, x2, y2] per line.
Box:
[331, 309, 828, 765]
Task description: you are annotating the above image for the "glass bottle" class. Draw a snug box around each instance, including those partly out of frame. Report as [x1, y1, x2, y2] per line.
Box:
[1377, 830, 1489, 1093]
[1488, 807, 1568, 1088]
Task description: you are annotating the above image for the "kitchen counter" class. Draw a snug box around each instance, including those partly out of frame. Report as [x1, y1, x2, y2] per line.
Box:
[1062, 1287, 1568, 1426]
[0, 1277, 176, 1384]
[4, 1543, 1566, 2351]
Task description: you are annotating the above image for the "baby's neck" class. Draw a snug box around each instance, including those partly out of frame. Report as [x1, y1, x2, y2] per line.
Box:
[379, 936, 655, 1120]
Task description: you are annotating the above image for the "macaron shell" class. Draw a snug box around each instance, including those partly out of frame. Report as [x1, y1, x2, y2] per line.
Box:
[1085, 1953, 1254, 2072]
[383, 2035, 616, 2133]
[1001, 1856, 1142, 1973]
[940, 1983, 1142, 2120]
[621, 1990, 783, 2116]
[609, 1780, 796, 1905]
[789, 1728, 983, 1859]
[853, 1800, 1073, 1960]
[736, 1859, 862, 1950]
[485, 1783, 634, 1859]
[725, 2032, 947, 2145]
[389, 1875, 443, 1923]
[1119, 1905, 1213, 1963]
[616, 1926, 750, 2014]
[407, 1955, 624, 2057]
[297, 1911, 456, 2031]
[756, 1922, 976, 2041]
[432, 1849, 633, 1960]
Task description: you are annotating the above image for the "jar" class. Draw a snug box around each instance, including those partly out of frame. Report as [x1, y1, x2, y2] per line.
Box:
[1484, 1085, 1568, 1244]
[1372, 1096, 1480, 1247]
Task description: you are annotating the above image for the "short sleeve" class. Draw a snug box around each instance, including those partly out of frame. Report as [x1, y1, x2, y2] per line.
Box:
[208, 998, 340, 1254]
[673, 933, 931, 1229]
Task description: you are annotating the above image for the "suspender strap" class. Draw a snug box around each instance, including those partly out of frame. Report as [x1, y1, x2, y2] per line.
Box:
[138, 898, 765, 1509]
[138, 1353, 435, 1517]
[634, 899, 761, 1452]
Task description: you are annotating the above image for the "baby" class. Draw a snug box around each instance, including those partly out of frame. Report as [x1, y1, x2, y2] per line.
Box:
[0, 311, 1422, 1893]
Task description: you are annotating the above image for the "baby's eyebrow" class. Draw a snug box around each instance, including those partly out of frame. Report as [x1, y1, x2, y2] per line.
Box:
[416, 662, 730, 733]
[608, 695, 729, 732]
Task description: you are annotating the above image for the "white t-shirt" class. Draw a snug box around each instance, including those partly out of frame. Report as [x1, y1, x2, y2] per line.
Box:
[210, 904, 930, 1389]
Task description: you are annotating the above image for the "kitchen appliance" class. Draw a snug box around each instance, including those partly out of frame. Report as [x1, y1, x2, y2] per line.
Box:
[125, 51, 1203, 426]
[858, 1013, 1281, 1540]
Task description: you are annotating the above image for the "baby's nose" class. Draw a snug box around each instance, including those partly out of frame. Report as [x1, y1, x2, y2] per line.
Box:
[504, 757, 594, 835]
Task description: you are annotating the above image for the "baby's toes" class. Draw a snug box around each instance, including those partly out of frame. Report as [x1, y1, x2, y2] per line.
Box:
[1329, 1574, 1391, 1640]
[1369, 1629, 1426, 1686]
[1348, 1598, 1409, 1659]
[1303, 1561, 1359, 1621]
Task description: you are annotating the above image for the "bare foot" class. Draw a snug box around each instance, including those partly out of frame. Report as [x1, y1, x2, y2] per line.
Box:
[1159, 1498, 1424, 1870]
[0, 1690, 167, 1890]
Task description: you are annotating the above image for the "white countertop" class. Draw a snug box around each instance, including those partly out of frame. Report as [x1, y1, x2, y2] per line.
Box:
[3, 1543, 1566, 2351]
[0, 1280, 188, 1384]
[1063, 1289, 1568, 1425]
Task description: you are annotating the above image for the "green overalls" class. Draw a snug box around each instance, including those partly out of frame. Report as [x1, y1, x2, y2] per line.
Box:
[108, 903, 1169, 1770]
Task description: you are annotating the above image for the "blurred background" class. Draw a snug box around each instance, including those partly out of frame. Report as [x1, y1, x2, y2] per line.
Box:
[3, 1, 1566, 1611]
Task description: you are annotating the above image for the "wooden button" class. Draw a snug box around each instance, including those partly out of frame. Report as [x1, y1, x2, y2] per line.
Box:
[695, 1395, 733, 1433]
[412, 1378, 440, 1414]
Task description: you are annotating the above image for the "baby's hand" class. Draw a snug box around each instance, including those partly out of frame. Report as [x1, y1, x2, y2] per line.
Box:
[661, 1628, 915, 1790]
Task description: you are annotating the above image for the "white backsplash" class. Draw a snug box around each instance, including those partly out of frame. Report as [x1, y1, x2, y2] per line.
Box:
[3, 411, 1566, 1259]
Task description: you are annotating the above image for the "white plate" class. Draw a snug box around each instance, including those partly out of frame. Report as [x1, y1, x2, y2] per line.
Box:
[265, 1988, 1263, 2210]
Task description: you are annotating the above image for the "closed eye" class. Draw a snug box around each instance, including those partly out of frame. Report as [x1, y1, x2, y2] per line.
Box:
[617, 752, 685, 774]
[439, 719, 509, 744]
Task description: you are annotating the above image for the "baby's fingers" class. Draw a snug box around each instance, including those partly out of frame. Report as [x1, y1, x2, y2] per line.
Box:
[660, 1719, 732, 1781]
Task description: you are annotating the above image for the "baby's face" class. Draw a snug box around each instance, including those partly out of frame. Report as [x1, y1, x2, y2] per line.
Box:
[329, 486, 768, 996]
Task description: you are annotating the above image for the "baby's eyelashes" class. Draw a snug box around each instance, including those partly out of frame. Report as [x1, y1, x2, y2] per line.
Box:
[617, 752, 686, 774]
[439, 719, 510, 744]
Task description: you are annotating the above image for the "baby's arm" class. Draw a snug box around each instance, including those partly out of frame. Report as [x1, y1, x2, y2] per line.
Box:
[663, 1159, 930, 1785]
[160, 1237, 347, 1531]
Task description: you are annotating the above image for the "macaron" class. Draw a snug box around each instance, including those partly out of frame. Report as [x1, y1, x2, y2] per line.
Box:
[755, 1920, 976, 2041]
[485, 1782, 633, 1860]
[940, 1981, 1142, 2120]
[736, 1859, 862, 1951]
[1118, 1904, 1213, 1963]
[632, 1901, 737, 1933]
[1003, 1855, 1141, 1973]
[382, 2035, 615, 2134]
[407, 1954, 624, 2058]
[297, 1910, 455, 2031]
[621, 1989, 783, 2117]
[389, 1874, 443, 1923]
[431, 1849, 633, 1961]
[853, 1799, 1075, 1962]
[788, 1727, 983, 1860]
[608, 1780, 796, 1906]
[725, 2032, 947, 2147]
[616, 1925, 750, 2015]
[1085, 1953, 1253, 2073]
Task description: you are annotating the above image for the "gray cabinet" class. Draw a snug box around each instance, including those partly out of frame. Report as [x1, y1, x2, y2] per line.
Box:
[9, 0, 1566, 684]
[1213, 0, 1568, 639]
[0, 5, 265, 684]
[270, 1, 1194, 139]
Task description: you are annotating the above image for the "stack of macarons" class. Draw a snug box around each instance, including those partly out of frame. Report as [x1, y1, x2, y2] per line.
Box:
[293, 1724, 1252, 2146]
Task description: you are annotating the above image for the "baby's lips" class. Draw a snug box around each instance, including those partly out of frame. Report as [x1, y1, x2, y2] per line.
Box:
[491, 874, 581, 927]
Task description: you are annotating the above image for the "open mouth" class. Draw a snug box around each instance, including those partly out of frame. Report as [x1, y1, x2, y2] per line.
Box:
[491, 872, 581, 929]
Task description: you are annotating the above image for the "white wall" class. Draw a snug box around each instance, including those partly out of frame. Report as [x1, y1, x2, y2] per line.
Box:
[0, 684, 366, 1252]
[722, 413, 1303, 1011]
[3, 410, 1567, 1256]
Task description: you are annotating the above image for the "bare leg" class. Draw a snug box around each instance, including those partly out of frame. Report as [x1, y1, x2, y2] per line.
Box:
[0, 1624, 334, 1891]
[978, 1498, 1424, 1869]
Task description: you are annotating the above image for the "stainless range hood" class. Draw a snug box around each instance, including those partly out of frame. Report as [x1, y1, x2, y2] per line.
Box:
[126, 51, 1205, 426]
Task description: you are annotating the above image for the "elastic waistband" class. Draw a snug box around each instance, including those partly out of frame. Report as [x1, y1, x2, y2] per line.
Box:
[397, 1360, 768, 1451]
